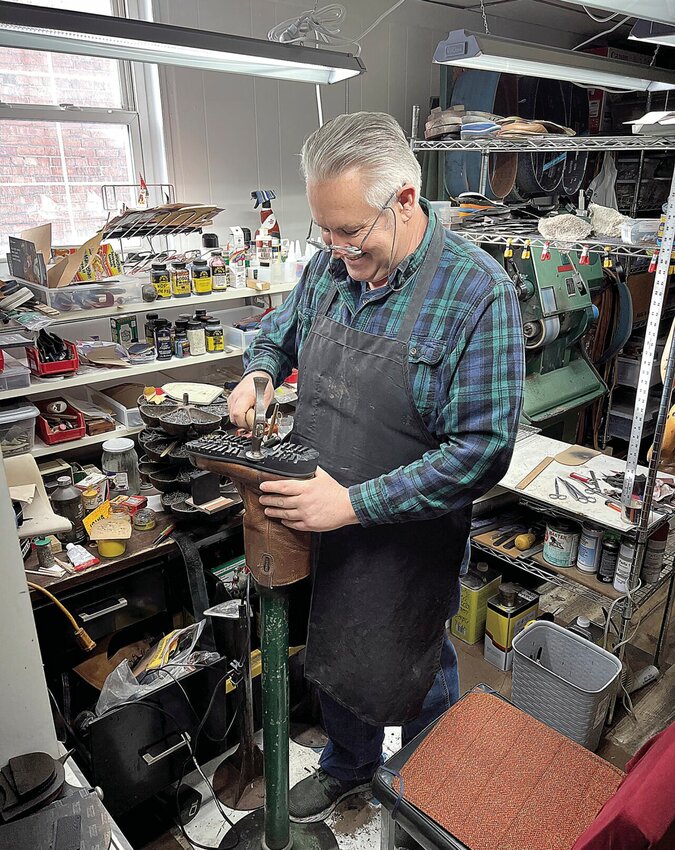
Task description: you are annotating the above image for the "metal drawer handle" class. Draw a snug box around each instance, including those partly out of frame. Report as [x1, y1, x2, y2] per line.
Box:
[141, 734, 190, 766]
[79, 597, 128, 622]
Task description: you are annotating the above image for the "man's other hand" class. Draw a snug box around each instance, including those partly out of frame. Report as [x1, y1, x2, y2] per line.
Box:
[259, 467, 359, 532]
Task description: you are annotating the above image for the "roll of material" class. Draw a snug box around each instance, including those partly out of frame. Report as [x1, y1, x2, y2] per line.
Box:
[445, 70, 518, 200]
[560, 82, 590, 197]
[515, 77, 567, 197]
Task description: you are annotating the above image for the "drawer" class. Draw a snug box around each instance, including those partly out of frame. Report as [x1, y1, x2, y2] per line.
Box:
[34, 564, 168, 649]
[85, 656, 229, 814]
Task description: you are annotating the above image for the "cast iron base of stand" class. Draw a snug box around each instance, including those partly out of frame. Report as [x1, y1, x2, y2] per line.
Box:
[219, 809, 338, 850]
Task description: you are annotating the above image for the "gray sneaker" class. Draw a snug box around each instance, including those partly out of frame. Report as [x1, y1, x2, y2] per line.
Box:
[288, 767, 371, 823]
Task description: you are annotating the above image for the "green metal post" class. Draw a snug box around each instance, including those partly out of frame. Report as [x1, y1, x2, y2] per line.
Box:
[260, 585, 290, 850]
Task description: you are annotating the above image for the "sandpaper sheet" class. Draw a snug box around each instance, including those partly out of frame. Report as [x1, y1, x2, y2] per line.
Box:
[397, 692, 624, 850]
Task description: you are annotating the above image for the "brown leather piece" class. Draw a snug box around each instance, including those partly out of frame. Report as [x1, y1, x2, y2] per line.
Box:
[191, 456, 312, 588]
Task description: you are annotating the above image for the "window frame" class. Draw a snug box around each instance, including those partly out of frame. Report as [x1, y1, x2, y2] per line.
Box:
[0, 0, 156, 244]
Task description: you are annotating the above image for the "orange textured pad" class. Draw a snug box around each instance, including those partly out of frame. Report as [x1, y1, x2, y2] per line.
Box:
[397, 692, 624, 850]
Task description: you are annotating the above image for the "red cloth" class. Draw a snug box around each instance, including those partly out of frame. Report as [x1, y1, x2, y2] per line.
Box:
[572, 720, 675, 850]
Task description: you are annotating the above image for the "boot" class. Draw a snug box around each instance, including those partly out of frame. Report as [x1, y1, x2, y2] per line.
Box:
[189, 456, 313, 588]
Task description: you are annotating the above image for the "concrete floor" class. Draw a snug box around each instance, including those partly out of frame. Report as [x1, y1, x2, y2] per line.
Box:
[143, 578, 675, 850]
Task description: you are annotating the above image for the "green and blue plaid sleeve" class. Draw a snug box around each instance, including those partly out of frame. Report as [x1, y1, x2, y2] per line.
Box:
[348, 279, 525, 525]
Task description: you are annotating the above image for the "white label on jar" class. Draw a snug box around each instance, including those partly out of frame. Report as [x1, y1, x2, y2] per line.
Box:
[613, 543, 634, 592]
[114, 472, 129, 490]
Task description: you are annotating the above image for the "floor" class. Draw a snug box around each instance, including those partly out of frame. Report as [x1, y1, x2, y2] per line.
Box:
[139, 578, 675, 850]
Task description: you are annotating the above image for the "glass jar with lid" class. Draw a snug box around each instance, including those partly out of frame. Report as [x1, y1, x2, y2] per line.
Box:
[102, 438, 140, 496]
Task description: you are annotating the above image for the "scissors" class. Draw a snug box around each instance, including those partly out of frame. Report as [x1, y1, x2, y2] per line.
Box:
[549, 478, 567, 500]
[562, 478, 596, 504]
[569, 470, 603, 496]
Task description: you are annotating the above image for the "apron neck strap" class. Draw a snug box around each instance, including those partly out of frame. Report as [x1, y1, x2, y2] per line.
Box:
[396, 218, 446, 343]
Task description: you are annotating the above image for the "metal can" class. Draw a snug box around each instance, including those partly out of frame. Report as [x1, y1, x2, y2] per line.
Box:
[543, 518, 581, 568]
[34, 536, 55, 570]
[82, 487, 100, 513]
[598, 537, 619, 583]
[613, 539, 636, 593]
[642, 523, 669, 585]
[576, 522, 604, 574]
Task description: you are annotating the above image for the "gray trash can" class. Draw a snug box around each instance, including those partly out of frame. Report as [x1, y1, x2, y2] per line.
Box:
[511, 620, 622, 751]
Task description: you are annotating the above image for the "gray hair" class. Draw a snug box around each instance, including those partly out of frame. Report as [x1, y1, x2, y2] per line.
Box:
[300, 111, 421, 209]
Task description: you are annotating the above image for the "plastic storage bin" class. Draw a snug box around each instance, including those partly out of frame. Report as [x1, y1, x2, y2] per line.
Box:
[87, 386, 143, 427]
[0, 351, 31, 392]
[26, 340, 79, 377]
[511, 621, 622, 751]
[219, 306, 267, 351]
[0, 400, 39, 457]
[24, 276, 145, 312]
[36, 399, 86, 446]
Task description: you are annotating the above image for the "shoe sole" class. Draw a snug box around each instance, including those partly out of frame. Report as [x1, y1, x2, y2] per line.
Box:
[289, 782, 372, 824]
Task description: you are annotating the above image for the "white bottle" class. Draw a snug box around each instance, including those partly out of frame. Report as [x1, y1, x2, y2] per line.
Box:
[284, 242, 297, 283]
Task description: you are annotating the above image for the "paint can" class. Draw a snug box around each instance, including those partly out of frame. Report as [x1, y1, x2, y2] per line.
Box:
[576, 522, 604, 574]
[641, 523, 669, 585]
[613, 539, 636, 593]
[543, 518, 581, 568]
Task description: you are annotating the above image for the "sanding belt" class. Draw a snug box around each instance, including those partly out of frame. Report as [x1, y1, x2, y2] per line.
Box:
[173, 530, 215, 651]
[445, 70, 518, 200]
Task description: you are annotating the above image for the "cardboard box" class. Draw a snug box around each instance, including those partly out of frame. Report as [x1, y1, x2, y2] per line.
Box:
[451, 564, 501, 645]
[484, 584, 539, 671]
[627, 272, 675, 325]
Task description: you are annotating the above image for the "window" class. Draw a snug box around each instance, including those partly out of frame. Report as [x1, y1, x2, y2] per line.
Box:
[0, 0, 140, 250]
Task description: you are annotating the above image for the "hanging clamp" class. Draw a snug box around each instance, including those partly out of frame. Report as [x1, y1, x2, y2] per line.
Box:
[540, 241, 551, 261]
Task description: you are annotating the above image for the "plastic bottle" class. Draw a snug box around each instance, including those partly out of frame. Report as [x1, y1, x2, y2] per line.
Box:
[210, 249, 229, 292]
[567, 615, 593, 641]
[171, 261, 191, 298]
[187, 320, 206, 356]
[144, 312, 159, 347]
[191, 258, 213, 295]
[154, 319, 173, 361]
[51, 475, 86, 544]
[284, 242, 297, 283]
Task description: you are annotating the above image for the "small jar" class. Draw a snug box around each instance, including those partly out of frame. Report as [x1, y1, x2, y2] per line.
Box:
[187, 320, 206, 356]
[191, 259, 213, 295]
[34, 536, 56, 570]
[171, 262, 191, 298]
[144, 312, 159, 347]
[205, 318, 224, 353]
[151, 263, 171, 299]
[154, 319, 173, 362]
[81, 488, 100, 513]
[102, 437, 140, 497]
[133, 508, 157, 531]
[174, 329, 190, 358]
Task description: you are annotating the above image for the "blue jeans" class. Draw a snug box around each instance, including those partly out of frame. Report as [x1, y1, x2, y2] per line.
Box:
[317, 539, 470, 782]
[318, 636, 460, 781]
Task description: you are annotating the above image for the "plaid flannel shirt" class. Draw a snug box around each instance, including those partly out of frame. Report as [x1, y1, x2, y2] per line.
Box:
[243, 201, 525, 527]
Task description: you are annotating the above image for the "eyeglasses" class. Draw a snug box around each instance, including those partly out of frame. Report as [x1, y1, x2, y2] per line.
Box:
[306, 189, 397, 258]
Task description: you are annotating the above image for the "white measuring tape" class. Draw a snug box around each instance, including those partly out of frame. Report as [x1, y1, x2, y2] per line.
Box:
[621, 180, 675, 522]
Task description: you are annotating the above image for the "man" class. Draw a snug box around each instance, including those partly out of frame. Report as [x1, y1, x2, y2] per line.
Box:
[228, 111, 524, 823]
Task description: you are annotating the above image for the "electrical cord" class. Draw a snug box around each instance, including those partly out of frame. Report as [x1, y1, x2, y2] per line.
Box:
[582, 5, 619, 23]
[27, 582, 96, 653]
[573, 15, 631, 51]
[268, 1, 407, 57]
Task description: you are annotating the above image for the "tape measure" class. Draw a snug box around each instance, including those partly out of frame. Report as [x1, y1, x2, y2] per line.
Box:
[621, 185, 675, 522]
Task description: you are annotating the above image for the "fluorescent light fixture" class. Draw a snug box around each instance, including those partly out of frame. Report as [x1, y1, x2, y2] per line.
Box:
[433, 29, 675, 92]
[630, 19, 675, 47]
[558, 1, 675, 28]
[0, 1, 365, 84]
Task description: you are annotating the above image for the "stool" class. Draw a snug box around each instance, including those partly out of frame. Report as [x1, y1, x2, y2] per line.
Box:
[374, 687, 625, 850]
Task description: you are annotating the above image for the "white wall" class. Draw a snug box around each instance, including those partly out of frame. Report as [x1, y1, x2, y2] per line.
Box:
[151, 0, 610, 244]
[0, 458, 58, 763]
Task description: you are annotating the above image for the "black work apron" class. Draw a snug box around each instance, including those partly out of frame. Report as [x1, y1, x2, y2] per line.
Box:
[293, 220, 471, 726]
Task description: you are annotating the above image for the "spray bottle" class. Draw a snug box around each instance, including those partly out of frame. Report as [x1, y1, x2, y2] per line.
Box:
[229, 227, 247, 289]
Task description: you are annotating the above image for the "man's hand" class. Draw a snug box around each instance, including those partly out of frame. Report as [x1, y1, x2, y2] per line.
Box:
[228, 371, 274, 428]
[259, 467, 359, 532]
